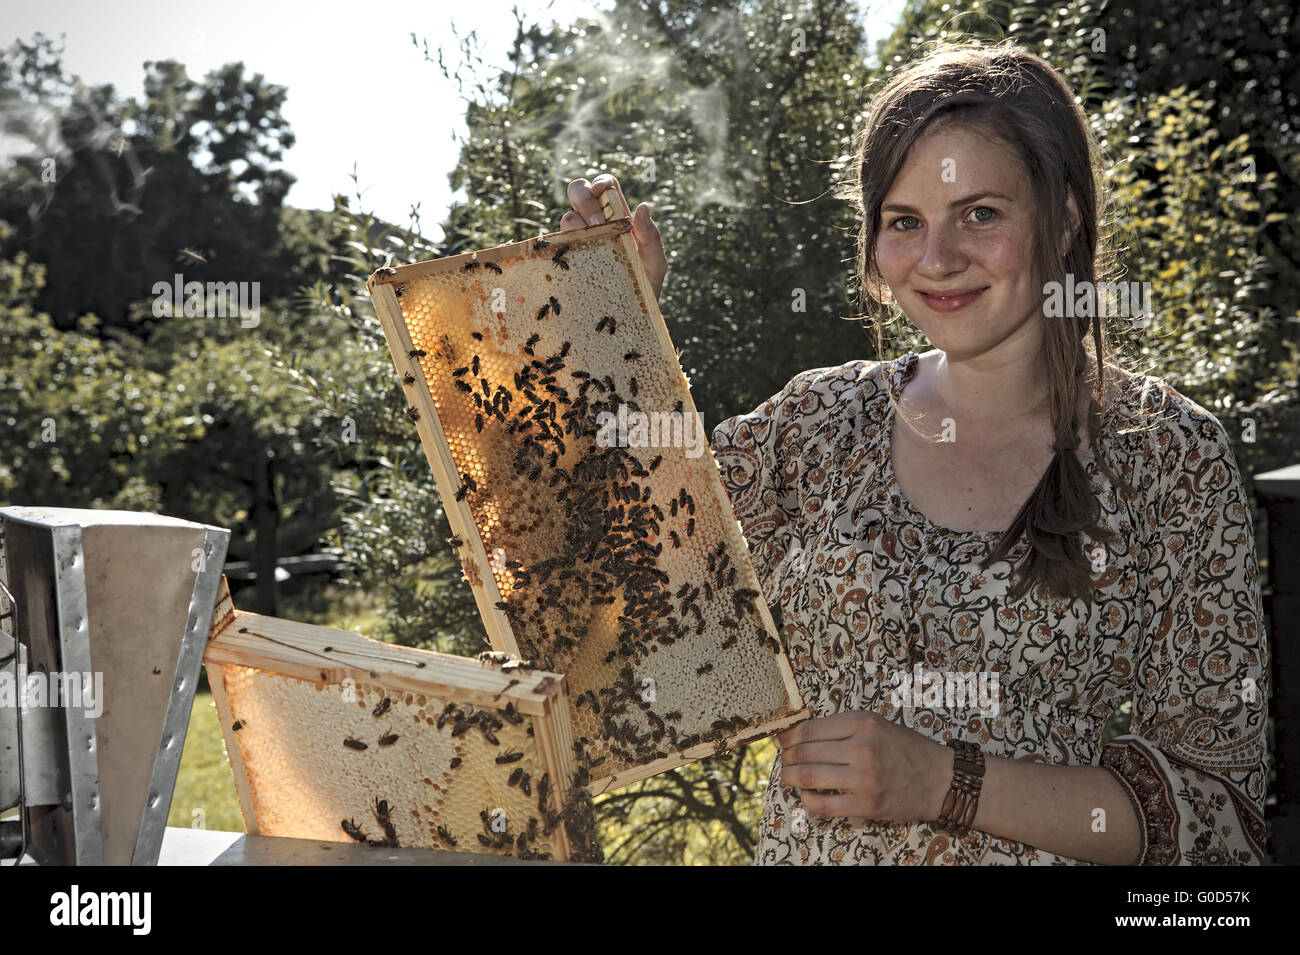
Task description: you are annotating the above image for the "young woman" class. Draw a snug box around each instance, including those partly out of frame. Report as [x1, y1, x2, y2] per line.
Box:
[561, 41, 1270, 865]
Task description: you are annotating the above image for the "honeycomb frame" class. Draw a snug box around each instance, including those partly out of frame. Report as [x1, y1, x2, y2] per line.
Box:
[366, 191, 809, 795]
[203, 578, 597, 862]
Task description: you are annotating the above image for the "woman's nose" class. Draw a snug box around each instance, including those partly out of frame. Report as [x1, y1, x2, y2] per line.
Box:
[915, 226, 968, 277]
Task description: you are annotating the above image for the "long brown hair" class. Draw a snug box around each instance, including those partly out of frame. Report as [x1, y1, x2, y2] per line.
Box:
[840, 39, 1138, 602]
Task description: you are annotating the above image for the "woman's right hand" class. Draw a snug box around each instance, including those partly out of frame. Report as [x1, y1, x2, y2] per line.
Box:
[561, 175, 668, 301]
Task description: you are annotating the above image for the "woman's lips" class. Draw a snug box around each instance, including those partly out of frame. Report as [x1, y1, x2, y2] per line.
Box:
[917, 288, 986, 312]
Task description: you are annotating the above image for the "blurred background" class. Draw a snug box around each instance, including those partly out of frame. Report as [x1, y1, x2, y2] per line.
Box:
[2, 0, 1296, 863]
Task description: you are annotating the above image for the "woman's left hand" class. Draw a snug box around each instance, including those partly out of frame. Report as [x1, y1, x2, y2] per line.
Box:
[776, 710, 954, 823]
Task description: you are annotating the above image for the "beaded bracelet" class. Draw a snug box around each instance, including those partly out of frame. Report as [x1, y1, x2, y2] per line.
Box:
[936, 740, 985, 836]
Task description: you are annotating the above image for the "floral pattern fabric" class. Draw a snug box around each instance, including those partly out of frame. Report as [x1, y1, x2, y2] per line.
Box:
[710, 352, 1271, 865]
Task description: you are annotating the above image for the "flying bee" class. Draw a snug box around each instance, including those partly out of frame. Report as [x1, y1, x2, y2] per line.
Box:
[549, 295, 561, 316]
[373, 697, 392, 718]
[405, 406, 420, 422]
[379, 728, 400, 746]
[408, 348, 427, 359]
[343, 736, 368, 750]
[484, 261, 503, 274]
[551, 245, 570, 270]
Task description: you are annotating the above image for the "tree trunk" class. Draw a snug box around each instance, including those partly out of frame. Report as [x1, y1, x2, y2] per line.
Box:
[251, 449, 280, 614]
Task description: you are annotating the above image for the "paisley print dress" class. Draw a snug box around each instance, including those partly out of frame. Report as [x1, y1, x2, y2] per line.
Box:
[711, 352, 1271, 865]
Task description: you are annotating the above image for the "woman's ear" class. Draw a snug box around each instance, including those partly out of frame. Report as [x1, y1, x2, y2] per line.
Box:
[1058, 194, 1081, 258]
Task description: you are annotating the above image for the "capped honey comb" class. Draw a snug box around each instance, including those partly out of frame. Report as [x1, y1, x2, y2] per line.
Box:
[366, 191, 809, 794]
[204, 578, 599, 862]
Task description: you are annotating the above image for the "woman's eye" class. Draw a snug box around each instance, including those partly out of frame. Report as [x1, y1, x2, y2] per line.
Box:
[889, 215, 920, 231]
[968, 206, 996, 223]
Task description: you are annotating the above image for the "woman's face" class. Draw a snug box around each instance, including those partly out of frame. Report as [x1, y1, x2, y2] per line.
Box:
[875, 124, 1046, 363]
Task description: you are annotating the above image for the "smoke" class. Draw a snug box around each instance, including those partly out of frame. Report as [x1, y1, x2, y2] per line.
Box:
[0, 82, 150, 229]
[522, 5, 755, 211]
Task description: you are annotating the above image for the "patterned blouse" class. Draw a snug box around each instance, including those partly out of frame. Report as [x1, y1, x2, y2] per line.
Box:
[711, 351, 1271, 865]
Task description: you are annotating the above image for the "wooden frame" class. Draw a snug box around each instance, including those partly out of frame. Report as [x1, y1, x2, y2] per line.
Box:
[366, 189, 808, 795]
[204, 578, 598, 861]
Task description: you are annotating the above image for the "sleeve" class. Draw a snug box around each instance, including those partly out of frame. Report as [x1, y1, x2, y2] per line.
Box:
[709, 365, 838, 602]
[1099, 412, 1272, 865]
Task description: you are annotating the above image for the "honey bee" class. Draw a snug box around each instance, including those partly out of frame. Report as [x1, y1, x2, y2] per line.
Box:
[686, 517, 695, 537]
[373, 697, 392, 718]
[594, 316, 611, 334]
[405, 405, 421, 423]
[449, 756, 463, 769]
[379, 729, 400, 746]
[232, 720, 244, 731]
[629, 377, 638, 397]
[484, 261, 503, 274]
[696, 663, 714, 675]
[343, 736, 368, 750]
[437, 824, 458, 846]
[463, 260, 482, 271]
[549, 295, 561, 316]
[472, 355, 480, 376]
[551, 245, 570, 270]
[407, 348, 427, 359]
[448, 535, 464, 547]
[533, 237, 552, 250]
[669, 530, 681, 549]
[454, 484, 468, 502]
[650, 455, 662, 471]
[454, 379, 473, 394]
[462, 473, 478, 492]
[560, 341, 571, 358]
[623, 351, 641, 361]
[472, 331, 484, 341]
[721, 633, 737, 649]
[536, 301, 551, 321]
[402, 372, 416, 386]
[476, 413, 484, 432]
[341, 818, 367, 842]
[495, 750, 525, 764]
[509, 767, 525, 786]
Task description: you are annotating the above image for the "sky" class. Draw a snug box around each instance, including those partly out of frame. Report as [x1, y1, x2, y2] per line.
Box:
[4, 0, 907, 237]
